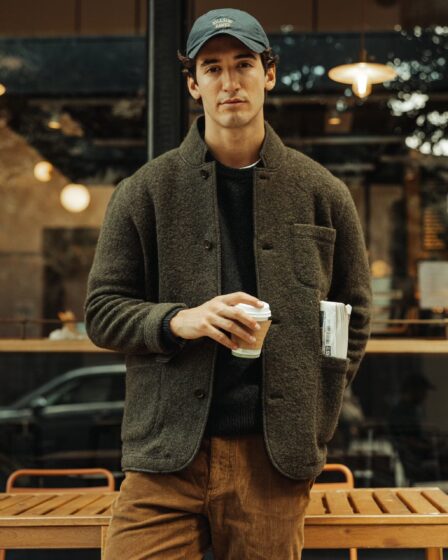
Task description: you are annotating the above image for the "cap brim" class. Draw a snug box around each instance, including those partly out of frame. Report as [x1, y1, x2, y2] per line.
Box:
[189, 30, 266, 59]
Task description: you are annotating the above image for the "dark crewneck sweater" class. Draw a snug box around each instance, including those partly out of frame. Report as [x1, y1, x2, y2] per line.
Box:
[160, 152, 263, 437]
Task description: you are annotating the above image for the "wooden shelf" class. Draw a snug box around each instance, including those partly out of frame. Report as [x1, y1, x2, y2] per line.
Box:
[367, 338, 448, 354]
[1, 338, 448, 353]
[0, 339, 113, 353]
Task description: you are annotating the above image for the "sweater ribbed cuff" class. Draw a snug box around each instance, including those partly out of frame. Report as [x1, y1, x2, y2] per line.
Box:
[161, 306, 187, 353]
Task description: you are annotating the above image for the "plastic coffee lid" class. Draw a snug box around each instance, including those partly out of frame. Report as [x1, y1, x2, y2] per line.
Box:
[235, 301, 271, 320]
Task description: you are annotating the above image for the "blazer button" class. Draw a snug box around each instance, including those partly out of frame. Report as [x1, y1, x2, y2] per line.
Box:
[262, 242, 273, 250]
[259, 173, 269, 180]
[194, 389, 206, 399]
[200, 170, 210, 179]
[204, 239, 213, 250]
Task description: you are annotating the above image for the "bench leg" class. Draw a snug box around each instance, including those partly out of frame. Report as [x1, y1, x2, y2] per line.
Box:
[101, 525, 109, 560]
[425, 548, 443, 560]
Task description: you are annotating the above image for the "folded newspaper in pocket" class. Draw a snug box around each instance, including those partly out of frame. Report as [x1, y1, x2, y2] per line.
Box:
[319, 301, 352, 359]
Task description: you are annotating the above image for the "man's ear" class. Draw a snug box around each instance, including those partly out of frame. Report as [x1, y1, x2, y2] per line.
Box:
[187, 74, 201, 102]
[265, 64, 276, 92]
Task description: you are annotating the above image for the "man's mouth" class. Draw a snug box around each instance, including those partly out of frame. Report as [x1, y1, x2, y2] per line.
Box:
[221, 99, 245, 105]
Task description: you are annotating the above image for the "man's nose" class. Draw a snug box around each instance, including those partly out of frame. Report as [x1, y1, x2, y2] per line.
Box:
[221, 69, 240, 92]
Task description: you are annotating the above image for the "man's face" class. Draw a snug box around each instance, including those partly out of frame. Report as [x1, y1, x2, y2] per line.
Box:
[187, 34, 276, 130]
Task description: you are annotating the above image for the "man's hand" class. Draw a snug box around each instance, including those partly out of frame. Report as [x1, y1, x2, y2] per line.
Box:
[170, 292, 263, 351]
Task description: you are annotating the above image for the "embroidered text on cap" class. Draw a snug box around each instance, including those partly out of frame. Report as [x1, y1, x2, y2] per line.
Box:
[212, 17, 234, 29]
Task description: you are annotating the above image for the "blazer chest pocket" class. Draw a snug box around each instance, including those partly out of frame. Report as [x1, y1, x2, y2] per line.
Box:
[291, 224, 336, 293]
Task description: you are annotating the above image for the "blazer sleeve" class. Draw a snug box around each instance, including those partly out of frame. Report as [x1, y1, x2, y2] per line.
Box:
[84, 177, 188, 356]
[327, 182, 372, 387]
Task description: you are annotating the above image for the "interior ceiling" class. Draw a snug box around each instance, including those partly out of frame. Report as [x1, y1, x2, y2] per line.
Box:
[400, 0, 448, 27]
[9, 90, 443, 186]
[0, 31, 446, 185]
[5, 97, 147, 185]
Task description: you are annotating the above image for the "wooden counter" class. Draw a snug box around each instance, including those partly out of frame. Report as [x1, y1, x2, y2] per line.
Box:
[0, 339, 114, 353]
[0, 338, 448, 353]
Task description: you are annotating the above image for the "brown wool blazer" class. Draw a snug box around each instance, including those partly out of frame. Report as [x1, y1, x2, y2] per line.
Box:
[84, 115, 372, 480]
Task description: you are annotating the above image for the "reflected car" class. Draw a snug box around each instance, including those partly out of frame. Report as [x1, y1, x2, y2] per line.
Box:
[0, 364, 126, 488]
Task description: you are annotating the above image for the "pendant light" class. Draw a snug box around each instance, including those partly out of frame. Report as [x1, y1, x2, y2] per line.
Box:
[328, 0, 397, 98]
[34, 161, 54, 182]
[60, 183, 91, 213]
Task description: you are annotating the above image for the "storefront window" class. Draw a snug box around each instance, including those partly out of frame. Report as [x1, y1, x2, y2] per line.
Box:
[0, 1, 447, 492]
[0, 2, 146, 487]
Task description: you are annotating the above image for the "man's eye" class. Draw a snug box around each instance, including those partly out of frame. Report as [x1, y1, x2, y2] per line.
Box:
[207, 67, 219, 73]
[239, 62, 252, 68]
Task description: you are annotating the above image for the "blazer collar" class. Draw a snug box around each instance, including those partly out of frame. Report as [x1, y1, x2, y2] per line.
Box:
[179, 114, 286, 170]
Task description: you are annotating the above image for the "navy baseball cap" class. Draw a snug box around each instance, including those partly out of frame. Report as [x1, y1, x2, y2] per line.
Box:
[186, 8, 270, 59]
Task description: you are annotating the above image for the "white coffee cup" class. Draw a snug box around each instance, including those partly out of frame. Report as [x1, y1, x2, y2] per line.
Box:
[231, 301, 272, 359]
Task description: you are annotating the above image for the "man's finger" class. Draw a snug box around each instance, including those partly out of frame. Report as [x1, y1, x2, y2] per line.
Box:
[208, 324, 237, 350]
[221, 292, 263, 307]
[228, 307, 260, 331]
[214, 315, 257, 343]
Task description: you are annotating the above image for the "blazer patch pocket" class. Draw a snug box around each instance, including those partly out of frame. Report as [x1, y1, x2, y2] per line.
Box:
[291, 224, 336, 293]
[317, 354, 349, 444]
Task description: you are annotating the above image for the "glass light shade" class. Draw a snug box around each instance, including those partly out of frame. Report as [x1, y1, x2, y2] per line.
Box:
[328, 116, 342, 125]
[0, 83, 6, 96]
[47, 111, 62, 129]
[352, 70, 373, 98]
[328, 62, 396, 98]
[48, 119, 61, 129]
[60, 183, 90, 213]
[34, 161, 53, 182]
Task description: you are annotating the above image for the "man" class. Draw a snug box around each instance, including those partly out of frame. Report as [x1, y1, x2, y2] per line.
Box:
[84, 8, 372, 559]
[388, 373, 439, 483]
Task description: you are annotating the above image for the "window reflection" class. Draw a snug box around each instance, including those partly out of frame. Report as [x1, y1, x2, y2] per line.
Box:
[0, 8, 447, 492]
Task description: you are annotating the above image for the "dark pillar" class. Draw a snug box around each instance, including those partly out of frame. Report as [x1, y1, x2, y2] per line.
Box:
[147, 0, 191, 160]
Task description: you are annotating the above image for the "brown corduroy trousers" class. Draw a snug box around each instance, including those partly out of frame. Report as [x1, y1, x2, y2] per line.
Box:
[104, 433, 315, 560]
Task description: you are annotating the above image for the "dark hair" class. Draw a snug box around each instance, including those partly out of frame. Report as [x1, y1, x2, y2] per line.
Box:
[176, 47, 279, 84]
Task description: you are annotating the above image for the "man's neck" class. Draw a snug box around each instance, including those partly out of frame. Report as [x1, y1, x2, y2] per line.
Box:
[203, 114, 265, 168]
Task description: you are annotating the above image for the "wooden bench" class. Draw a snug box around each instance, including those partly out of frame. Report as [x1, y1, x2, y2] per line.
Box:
[306, 487, 448, 559]
[0, 487, 447, 558]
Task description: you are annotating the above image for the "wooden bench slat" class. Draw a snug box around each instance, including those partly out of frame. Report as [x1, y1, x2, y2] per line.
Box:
[73, 494, 117, 516]
[421, 489, 448, 513]
[0, 495, 35, 513]
[306, 492, 326, 515]
[397, 490, 440, 514]
[0, 495, 54, 516]
[0, 495, 19, 512]
[373, 489, 412, 514]
[324, 490, 353, 515]
[19, 494, 81, 516]
[349, 490, 383, 514]
[45, 494, 105, 517]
